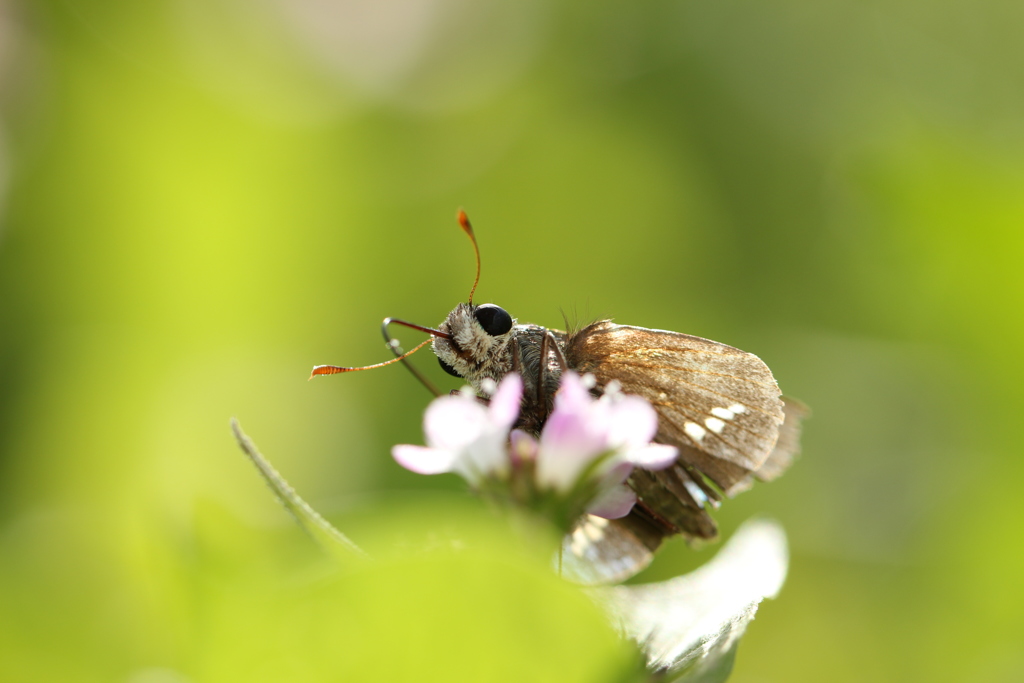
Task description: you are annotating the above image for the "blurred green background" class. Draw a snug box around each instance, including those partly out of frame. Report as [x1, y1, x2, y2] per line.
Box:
[1, 0, 1022, 681]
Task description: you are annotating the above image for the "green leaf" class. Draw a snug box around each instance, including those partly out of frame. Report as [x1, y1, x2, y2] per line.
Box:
[192, 500, 637, 682]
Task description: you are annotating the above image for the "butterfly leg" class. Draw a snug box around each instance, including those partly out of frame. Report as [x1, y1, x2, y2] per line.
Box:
[510, 334, 522, 375]
[380, 318, 442, 397]
[545, 331, 568, 371]
[537, 332, 551, 406]
[535, 330, 569, 407]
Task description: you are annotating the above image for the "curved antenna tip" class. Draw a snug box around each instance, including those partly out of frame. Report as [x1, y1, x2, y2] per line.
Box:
[310, 365, 346, 379]
[457, 208, 473, 235]
[456, 209, 481, 303]
[308, 338, 434, 380]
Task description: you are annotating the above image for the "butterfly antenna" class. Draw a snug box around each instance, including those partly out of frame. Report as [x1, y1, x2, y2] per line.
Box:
[310, 319, 451, 381]
[457, 208, 481, 305]
[309, 339, 433, 378]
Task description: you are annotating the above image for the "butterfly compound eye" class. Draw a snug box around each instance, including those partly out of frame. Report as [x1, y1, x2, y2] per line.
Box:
[473, 304, 513, 336]
[438, 357, 461, 377]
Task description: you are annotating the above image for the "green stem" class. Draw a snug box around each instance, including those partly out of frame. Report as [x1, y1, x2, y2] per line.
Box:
[230, 418, 367, 560]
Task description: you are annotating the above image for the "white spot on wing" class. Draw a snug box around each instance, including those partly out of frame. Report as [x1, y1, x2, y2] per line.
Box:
[684, 480, 708, 508]
[711, 406, 735, 420]
[684, 421, 706, 442]
[570, 528, 588, 556]
[570, 516, 609, 556]
[705, 417, 726, 434]
[583, 523, 606, 542]
[729, 403, 747, 414]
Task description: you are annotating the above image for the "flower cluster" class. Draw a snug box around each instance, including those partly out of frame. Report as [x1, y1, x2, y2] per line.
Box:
[392, 372, 678, 527]
[234, 368, 790, 682]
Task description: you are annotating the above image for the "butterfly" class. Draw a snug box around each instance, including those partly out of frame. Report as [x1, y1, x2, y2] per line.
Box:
[314, 211, 807, 584]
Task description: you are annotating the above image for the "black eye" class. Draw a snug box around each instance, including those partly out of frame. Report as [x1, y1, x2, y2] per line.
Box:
[473, 304, 513, 336]
[438, 357, 461, 377]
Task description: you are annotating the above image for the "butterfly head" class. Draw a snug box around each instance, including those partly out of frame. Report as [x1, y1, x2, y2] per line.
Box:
[433, 302, 516, 383]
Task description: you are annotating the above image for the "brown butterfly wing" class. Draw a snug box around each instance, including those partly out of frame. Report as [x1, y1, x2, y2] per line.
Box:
[567, 321, 786, 482]
[560, 321, 789, 583]
[725, 396, 810, 495]
[559, 513, 667, 585]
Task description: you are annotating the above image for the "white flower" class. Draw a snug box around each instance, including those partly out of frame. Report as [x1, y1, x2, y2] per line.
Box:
[392, 373, 522, 485]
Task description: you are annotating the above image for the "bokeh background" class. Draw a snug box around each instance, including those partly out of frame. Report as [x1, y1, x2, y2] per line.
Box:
[1, 0, 1022, 681]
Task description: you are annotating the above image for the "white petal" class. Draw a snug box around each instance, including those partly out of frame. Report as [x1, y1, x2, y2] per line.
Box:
[423, 395, 489, 451]
[391, 445, 458, 475]
[457, 432, 510, 482]
[587, 484, 638, 519]
[605, 395, 659, 448]
[596, 519, 788, 672]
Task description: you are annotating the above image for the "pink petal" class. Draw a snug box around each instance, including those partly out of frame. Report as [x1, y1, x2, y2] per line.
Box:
[606, 395, 659, 448]
[623, 443, 678, 470]
[536, 407, 607, 490]
[537, 371, 620, 490]
[488, 374, 523, 430]
[553, 372, 593, 414]
[423, 395, 489, 451]
[392, 445, 458, 475]
[587, 484, 638, 519]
